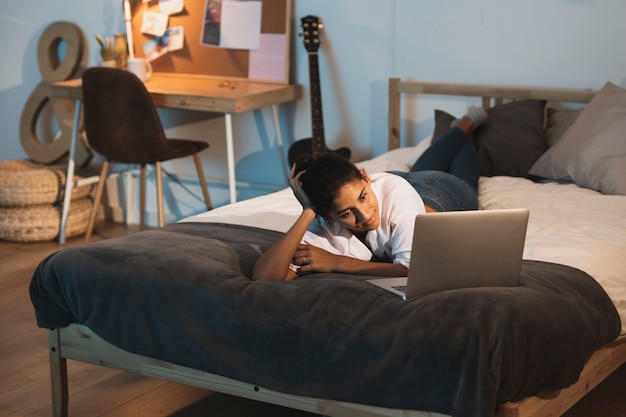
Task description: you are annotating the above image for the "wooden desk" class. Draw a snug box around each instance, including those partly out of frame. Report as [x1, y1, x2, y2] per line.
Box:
[51, 73, 298, 244]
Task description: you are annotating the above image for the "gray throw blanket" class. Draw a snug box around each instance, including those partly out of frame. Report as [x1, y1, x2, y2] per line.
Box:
[30, 222, 621, 417]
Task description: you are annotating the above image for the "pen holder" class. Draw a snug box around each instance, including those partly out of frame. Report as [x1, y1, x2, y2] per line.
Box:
[96, 35, 118, 67]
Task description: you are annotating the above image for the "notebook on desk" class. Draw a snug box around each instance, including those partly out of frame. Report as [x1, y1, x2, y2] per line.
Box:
[367, 208, 529, 299]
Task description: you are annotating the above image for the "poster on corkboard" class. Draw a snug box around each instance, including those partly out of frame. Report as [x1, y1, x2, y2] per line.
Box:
[130, 0, 291, 84]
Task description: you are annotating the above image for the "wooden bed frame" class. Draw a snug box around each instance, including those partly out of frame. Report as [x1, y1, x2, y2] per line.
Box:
[387, 77, 597, 150]
[47, 79, 626, 417]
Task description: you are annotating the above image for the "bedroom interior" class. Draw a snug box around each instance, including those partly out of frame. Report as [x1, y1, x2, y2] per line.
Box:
[2, 1, 626, 417]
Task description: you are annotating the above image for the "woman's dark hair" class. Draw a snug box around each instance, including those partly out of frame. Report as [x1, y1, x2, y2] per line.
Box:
[295, 153, 363, 213]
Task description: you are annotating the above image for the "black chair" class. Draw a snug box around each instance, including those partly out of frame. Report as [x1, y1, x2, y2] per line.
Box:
[81, 67, 212, 243]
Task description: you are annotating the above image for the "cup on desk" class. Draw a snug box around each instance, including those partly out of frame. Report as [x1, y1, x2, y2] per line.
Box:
[127, 57, 152, 82]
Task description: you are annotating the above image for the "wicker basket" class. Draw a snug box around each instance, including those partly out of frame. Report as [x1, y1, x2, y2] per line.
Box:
[0, 197, 93, 242]
[0, 159, 94, 207]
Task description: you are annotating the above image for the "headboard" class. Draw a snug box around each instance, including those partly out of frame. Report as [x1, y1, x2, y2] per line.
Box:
[387, 78, 597, 150]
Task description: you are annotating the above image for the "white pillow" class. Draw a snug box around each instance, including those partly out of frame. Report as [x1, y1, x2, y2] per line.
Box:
[405, 135, 433, 167]
[529, 81, 626, 195]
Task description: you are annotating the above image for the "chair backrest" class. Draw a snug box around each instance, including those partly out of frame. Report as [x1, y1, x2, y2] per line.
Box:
[81, 67, 170, 164]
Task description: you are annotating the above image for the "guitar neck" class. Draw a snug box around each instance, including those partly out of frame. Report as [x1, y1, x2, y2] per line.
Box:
[307, 51, 326, 156]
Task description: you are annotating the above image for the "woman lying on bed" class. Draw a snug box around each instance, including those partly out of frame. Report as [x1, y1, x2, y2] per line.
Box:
[252, 107, 487, 281]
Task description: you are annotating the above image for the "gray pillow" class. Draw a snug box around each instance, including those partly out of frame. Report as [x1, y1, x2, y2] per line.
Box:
[529, 81, 626, 195]
[432, 100, 548, 178]
[545, 108, 583, 148]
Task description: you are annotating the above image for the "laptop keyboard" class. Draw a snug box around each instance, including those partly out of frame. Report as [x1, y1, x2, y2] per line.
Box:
[392, 285, 407, 293]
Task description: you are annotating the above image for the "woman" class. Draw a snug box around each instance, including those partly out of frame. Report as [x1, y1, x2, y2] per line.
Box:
[252, 107, 487, 281]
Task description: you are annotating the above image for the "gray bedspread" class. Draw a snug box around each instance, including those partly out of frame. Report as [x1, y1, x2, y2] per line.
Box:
[29, 222, 620, 417]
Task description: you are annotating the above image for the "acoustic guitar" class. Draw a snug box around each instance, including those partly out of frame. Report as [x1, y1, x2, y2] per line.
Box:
[287, 15, 351, 167]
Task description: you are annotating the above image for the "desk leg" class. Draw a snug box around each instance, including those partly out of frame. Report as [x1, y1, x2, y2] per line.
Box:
[271, 104, 289, 178]
[224, 113, 237, 203]
[59, 100, 81, 245]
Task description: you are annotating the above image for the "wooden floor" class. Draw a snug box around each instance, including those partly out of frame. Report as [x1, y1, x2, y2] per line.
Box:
[1, 219, 625, 417]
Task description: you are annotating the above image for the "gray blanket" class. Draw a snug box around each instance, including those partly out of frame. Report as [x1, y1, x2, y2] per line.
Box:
[29, 222, 621, 417]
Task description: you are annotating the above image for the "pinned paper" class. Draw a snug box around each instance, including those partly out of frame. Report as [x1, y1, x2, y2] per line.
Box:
[164, 26, 184, 51]
[200, 0, 262, 50]
[249, 34, 287, 81]
[159, 0, 184, 16]
[140, 11, 169, 37]
[142, 26, 184, 61]
[220, 1, 261, 49]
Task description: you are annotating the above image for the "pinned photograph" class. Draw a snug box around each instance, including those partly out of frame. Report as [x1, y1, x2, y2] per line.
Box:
[142, 26, 184, 61]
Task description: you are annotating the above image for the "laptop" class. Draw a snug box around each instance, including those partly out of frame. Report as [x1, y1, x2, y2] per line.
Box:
[367, 208, 529, 299]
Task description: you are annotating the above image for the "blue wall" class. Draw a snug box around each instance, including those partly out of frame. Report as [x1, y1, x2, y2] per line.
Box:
[2, 0, 625, 223]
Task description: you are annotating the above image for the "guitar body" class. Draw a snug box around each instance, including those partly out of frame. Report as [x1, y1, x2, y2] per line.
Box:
[287, 15, 351, 167]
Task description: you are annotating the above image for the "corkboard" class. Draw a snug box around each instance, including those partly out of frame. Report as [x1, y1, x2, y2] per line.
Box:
[130, 0, 291, 83]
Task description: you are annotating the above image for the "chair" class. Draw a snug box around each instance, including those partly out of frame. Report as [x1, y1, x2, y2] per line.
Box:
[81, 67, 212, 243]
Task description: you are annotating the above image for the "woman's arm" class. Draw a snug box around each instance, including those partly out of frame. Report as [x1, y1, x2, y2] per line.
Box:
[252, 208, 316, 281]
[294, 244, 408, 277]
[252, 212, 408, 280]
[253, 165, 319, 281]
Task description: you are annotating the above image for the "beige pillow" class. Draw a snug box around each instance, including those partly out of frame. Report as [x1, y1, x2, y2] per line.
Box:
[544, 108, 582, 148]
[529, 81, 626, 195]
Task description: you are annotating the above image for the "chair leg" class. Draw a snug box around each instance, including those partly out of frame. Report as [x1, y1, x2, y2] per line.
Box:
[193, 153, 213, 210]
[139, 165, 147, 230]
[84, 161, 110, 244]
[155, 161, 165, 228]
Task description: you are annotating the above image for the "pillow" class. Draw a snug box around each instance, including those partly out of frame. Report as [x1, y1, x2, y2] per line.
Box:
[432, 109, 457, 143]
[432, 100, 548, 178]
[545, 107, 583, 147]
[529, 81, 626, 195]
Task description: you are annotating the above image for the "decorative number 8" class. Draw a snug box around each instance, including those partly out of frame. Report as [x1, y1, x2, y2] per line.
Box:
[19, 21, 91, 165]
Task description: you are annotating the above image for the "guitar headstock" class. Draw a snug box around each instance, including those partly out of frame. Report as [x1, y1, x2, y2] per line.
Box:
[300, 15, 323, 53]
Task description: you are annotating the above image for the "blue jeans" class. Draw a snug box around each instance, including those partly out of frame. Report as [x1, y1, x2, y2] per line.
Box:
[389, 127, 479, 212]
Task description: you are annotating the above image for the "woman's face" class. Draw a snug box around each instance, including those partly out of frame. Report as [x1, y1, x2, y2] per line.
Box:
[327, 171, 380, 232]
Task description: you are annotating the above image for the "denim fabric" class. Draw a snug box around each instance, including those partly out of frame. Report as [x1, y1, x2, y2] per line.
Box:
[389, 170, 478, 212]
[389, 127, 480, 211]
[410, 127, 480, 191]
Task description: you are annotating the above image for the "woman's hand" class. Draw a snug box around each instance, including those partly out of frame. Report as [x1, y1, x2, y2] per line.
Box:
[292, 244, 337, 274]
[289, 164, 315, 210]
[291, 243, 409, 278]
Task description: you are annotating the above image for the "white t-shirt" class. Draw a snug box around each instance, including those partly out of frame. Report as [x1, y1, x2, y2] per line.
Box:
[302, 172, 426, 269]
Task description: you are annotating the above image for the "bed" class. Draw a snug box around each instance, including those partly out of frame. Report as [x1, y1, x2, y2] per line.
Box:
[30, 79, 626, 417]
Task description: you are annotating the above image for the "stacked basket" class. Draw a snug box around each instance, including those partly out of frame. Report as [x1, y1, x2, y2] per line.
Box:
[0, 160, 94, 242]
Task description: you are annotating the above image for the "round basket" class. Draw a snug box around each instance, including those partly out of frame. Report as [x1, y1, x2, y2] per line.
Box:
[0, 197, 92, 242]
[0, 159, 93, 207]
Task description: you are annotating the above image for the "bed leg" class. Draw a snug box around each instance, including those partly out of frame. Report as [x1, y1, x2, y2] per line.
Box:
[49, 328, 68, 417]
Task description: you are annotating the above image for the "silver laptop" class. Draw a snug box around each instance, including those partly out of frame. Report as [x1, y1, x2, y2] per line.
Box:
[367, 208, 529, 299]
